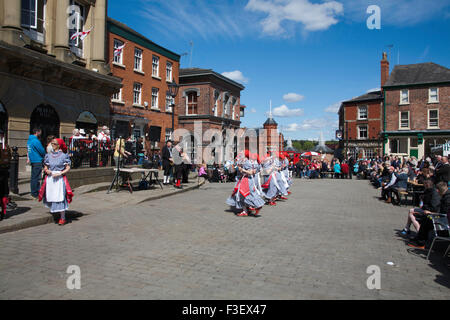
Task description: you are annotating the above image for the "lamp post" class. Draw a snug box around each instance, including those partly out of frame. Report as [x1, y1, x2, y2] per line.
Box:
[168, 80, 179, 140]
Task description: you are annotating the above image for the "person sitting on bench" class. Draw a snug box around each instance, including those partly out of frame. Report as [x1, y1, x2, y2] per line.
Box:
[407, 182, 450, 249]
[400, 179, 440, 236]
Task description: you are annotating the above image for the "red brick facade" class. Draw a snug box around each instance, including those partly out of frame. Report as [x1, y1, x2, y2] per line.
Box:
[106, 18, 180, 147]
[385, 86, 450, 131]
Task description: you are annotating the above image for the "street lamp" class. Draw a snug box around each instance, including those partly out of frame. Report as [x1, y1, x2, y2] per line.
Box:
[168, 80, 179, 139]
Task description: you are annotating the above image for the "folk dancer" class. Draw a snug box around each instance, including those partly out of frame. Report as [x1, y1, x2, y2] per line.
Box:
[281, 154, 292, 195]
[172, 143, 184, 189]
[273, 153, 289, 201]
[226, 151, 265, 216]
[261, 154, 280, 206]
[39, 138, 73, 226]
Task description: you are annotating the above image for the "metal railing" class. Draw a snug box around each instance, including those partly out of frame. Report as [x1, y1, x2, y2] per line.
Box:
[64, 138, 114, 169]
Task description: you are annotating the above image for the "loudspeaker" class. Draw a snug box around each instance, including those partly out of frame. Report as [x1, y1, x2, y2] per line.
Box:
[148, 126, 161, 142]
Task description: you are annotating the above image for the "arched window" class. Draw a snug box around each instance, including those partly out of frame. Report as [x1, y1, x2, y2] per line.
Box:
[186, 92, 198, 115]
[30, 105, 60, 145]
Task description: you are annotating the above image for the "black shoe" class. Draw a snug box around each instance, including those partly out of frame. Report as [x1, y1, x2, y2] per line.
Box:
[0, 213, 3, 221]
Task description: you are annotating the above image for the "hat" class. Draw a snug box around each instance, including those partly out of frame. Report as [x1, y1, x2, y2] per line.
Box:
[79, 129, 86, 135]
[0, 129, 4, 135]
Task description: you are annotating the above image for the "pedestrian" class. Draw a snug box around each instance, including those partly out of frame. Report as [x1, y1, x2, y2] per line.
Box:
[161, 140, 173, 185]
[27, 128, 46, 200]
[0, 130, 11, 220]
[46, 135, 56, 153]
[39, 138, 73, 226]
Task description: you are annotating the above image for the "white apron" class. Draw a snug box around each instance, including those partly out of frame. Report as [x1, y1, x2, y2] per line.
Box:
[46, 172, 64, 202]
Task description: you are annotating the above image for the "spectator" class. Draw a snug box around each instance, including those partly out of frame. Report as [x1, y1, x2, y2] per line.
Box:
[407, 182, 450, 249]
[46, 135, 56, 154]
[400, 179, 440, 236]
[382, 166, 397, 203]
[341, 160, 349, 179]
[136, 137, 145, 165]
[434, 156, 449, 186]
[333, 160, 341, 179]
[27, 128, 46, 200]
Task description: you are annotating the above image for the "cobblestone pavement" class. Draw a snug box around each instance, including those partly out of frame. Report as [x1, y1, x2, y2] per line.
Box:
[0, 179, 449, 300]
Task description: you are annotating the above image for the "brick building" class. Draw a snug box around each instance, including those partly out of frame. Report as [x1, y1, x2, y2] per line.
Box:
[338, 53, 387, 159]
[382, 62, 450, 158]
[0, 0, 121, 171]
[177, 68, 246, 161]
[107, 18, 180, 148]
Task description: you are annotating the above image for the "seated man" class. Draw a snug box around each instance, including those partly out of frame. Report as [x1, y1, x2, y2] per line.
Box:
[382, 166, 397, 203]
[407, 182, 450, 249]
[389, 167, 409, 204]
[400, 179, 440, 235]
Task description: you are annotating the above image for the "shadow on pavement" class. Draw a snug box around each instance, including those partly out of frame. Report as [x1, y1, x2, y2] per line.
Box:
[5, 206, 31, 219]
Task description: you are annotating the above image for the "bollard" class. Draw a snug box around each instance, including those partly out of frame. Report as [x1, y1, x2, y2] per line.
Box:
[9, 146, 19, 194]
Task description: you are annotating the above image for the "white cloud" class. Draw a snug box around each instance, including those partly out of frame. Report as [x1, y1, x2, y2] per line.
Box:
[221, 70, 249, 84]
[245, 0, 344, 35]
[269, 105, 304, 117]
[283, 117, 338, 132]
[250, 108, 257, 113]
[284, 123, 302, 132]
[283, 93, 304, 103]
[324, 101, 342, 113]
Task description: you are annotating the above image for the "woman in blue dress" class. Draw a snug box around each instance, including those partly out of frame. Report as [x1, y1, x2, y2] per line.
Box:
[41, 138, 72, 226]
[226, 151, 265, 216]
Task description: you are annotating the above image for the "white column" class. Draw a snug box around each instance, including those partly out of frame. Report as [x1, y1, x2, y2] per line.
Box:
[91, 0, 106, 73]
[54, 0, 71, 62]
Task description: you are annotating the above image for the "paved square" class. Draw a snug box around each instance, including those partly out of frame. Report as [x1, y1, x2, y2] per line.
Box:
[0, 179, 449, 299]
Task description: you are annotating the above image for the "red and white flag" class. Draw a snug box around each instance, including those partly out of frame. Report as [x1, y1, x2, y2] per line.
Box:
[70, 28, 92, 41]
[79, 28, 92, 41]
[114, 43, 126, 56]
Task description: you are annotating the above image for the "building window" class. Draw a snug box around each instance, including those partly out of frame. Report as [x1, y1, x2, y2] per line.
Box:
[429, 88, 439, 103]
[112, 88, 122, 102]
[186, 92, 198, 115]
[390, 138, 408, 154]
[134, 48, 143, 72]
[21, 0, 45, 42]
[166, 62, 172, 82]
[152, 56, 159, 77]
[358, 125, 368, 140]
[240, 108, 245, 117]
[68, 1, 85, 57]
[165, 93, 174, 112]
[113, 39, 124, 64]
[231, 97, 237, 120]
[133, 83, 142, 105]
[358, 105, 368, 120]
[428, 109, 439, 128]
[400, 89, 409, 104]
[399, 111, 409, 129]
[213, 91, 219, 116]
[223, 94, 230, 116]
[152, 88, 159, 109]
[165, 128, 173, 142]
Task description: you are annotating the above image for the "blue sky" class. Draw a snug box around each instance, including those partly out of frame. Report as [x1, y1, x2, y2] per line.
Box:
[108, 0, 450, 141]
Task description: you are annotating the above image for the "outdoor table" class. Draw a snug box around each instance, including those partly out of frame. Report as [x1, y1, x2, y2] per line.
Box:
[113, 168, 163, 193]
[132, 168, 163, 190]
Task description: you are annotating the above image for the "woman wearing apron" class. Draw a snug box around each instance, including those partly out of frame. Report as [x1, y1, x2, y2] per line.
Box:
[40, 138, 73, 226]
[261, 154, 279, 206]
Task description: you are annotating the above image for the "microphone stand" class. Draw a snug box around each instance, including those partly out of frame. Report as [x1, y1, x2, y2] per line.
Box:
[107, 136, 122, 194]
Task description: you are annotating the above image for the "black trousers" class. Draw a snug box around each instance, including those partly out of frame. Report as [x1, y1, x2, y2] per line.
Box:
[174, 164, 183, 181]
[163, 161, 172, 177]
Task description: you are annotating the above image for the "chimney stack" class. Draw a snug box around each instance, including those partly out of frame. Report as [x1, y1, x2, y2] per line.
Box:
[381, 52, 390, 90]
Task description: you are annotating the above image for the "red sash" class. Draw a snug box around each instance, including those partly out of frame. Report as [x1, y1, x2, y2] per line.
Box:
[232, 176, 250, 198]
